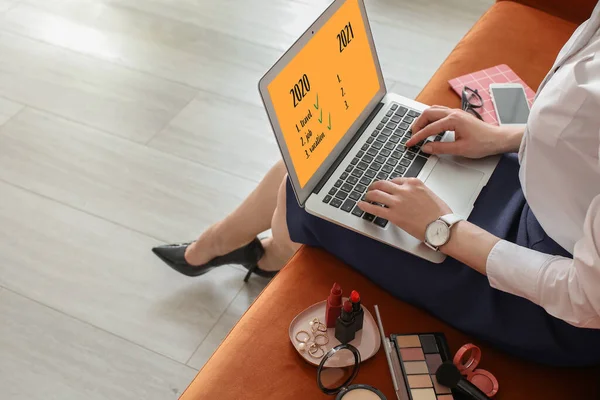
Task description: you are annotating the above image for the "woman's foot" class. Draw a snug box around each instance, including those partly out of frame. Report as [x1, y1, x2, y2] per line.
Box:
[184, 224, 289, 273]
[184, 223, 253, 267]
[257, 237, 288, 272]
[153, 222, 283, 281]
[152, 237, 265, 278]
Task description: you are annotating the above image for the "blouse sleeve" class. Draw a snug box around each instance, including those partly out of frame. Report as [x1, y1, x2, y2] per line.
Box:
[486, 194, 600, 328]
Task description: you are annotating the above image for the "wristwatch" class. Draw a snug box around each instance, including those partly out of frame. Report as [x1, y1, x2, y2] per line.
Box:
[424, 214, 464, 251]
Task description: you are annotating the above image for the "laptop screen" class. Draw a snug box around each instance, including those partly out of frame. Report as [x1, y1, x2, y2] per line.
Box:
[267, 0, 381, 188]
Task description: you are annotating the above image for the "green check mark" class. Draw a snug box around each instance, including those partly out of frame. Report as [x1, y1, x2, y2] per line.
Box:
[318, 109, 323, 123]
[327, 113, 331, 130]
[314, 94, 319, 110]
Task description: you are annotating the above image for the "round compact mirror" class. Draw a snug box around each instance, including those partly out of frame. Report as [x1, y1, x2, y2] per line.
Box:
[317, 344, 361, 395]
[453, 343, 481, 373]
[453, 343, 499, 397]
[317, 344, 387, 400]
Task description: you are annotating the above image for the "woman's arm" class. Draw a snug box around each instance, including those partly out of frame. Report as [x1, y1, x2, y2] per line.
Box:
[484, 195, 600, 328]
[495, 125, 525, 154]
[358, 179, 502, 276]
[435, 197, 600, 329]
[359, 183, 600, 329]
[439, 220, 499, 275]
[407, 107, 525, 158]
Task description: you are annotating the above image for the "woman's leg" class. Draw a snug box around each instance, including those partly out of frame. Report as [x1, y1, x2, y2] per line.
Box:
[257, 177, 302, 271]
[185, 160, 288, 266]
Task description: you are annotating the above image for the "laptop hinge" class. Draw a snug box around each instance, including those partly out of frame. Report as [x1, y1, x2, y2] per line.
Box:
[313, 102, 384, 195]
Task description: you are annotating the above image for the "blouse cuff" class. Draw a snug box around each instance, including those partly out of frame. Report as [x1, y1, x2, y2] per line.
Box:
[486, 239, 556, 304]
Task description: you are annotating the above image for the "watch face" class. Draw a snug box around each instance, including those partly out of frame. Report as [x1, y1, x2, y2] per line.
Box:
[426, 220, 450, 247]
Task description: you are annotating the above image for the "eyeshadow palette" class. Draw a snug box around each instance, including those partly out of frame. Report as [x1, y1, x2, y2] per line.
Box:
[389, 333, 462, 400]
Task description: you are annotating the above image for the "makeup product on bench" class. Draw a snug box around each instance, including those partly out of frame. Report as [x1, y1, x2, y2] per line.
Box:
[453, 344, 498, 397]
[289, 299, 382, 367]
[373, 304, 460, 400]
[436, 362, 491, 400]
[374, 305, 405, 400]
[335, 301, 356, 344]
[390, 332, 456, 400]
[317, 343, 387, 400]
[350, 290, 364, 331]
[326, 283, 344, 328]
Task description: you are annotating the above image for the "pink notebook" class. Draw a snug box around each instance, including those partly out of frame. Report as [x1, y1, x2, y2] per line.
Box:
[448, 64, 536, 125]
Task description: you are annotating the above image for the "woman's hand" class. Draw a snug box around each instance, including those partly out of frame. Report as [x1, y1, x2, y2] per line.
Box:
[407, 106, 524, 159]
[357, 178, 452, 241]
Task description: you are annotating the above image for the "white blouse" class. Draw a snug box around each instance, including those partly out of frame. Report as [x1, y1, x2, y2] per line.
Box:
[486, 3, 600, 328]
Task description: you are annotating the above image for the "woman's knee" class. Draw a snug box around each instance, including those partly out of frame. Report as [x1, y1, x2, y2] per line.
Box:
[274, 159, 286, 176]
[271, 176, 301, 254]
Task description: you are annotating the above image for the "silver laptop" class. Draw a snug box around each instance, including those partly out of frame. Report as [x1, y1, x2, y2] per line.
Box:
[259, 0, 499, 263]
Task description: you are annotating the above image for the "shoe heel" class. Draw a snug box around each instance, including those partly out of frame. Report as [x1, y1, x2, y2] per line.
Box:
[243, 265, 257, 283]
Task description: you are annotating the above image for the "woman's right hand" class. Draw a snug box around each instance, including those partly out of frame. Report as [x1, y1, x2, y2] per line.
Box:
[406, 106, 524, 159]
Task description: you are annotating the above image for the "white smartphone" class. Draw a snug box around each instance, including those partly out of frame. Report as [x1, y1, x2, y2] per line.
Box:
[489, 83, 530, 126]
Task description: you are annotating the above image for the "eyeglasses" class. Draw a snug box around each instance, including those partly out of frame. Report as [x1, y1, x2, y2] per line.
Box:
[461, 86, 483, 120]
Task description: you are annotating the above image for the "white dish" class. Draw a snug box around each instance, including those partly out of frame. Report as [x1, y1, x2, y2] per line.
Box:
[289, 299, 381, 367]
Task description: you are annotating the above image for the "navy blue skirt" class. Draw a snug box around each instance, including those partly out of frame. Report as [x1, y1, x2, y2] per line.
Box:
[286, 154, 600, 366]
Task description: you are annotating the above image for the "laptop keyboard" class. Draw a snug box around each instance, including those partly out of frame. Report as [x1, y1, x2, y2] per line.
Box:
[322, 102, 445, 228]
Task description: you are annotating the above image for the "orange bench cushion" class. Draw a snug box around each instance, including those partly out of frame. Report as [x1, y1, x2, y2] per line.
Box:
[416, 1, 577, 108]
[497, 0, 597, 25]
[181, 2, 600, 399]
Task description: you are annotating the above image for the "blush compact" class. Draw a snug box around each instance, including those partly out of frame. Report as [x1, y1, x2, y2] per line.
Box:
[317, 344, 387, 400]
[453, 344, 499, 397]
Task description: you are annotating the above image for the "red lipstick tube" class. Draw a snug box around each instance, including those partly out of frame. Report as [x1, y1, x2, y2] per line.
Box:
[350, 290, 364, 331]
[325, 282, 343, 328]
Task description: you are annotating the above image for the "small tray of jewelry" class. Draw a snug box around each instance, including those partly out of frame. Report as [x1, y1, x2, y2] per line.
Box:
[288, 298, 381, 366]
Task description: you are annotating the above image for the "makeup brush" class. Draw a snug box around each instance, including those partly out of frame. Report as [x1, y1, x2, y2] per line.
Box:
[436, 361, 492, 400]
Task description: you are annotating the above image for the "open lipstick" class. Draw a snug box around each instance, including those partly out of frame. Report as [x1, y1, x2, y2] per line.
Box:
[335, 301, 356, 344]
[350, 290, 364, 331]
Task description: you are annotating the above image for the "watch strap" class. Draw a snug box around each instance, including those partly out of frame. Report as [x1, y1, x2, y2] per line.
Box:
[439, 213, 464, 228]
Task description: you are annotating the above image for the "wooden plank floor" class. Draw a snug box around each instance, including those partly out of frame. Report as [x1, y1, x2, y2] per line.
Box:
[0, 0, 492, 397]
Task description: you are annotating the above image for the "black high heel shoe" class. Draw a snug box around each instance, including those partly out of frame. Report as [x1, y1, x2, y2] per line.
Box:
[151, 237, 278, 282]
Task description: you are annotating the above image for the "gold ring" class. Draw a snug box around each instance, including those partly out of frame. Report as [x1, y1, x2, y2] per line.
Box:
[316, 322, 327, 332]
[308, 343, 325, 359]
[314, 333, 329, 346]
[295, 330, 310, 343]
[309, 317, 321, 332]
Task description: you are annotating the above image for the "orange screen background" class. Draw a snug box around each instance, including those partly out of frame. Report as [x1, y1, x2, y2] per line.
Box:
[267, 0, 380, 188]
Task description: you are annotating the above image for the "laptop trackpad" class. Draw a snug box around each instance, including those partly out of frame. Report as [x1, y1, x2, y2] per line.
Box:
[423, 159, 484, 215]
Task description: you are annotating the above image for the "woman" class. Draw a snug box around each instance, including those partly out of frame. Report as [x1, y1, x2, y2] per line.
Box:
[153, 5, 600, 366]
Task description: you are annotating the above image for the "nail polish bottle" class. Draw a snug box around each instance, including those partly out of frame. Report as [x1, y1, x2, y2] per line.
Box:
[335, 301, 356, 344]
[350, 290, 364, 331]
[325, 282, 343, 328]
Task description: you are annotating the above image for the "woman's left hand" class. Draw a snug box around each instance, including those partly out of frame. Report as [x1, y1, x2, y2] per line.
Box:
[357, 178, 452, 241]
